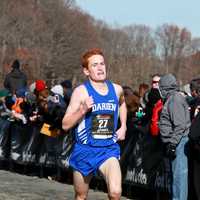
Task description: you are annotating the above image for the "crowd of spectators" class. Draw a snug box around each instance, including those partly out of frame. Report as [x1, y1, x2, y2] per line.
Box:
[1, 59, 200, 200]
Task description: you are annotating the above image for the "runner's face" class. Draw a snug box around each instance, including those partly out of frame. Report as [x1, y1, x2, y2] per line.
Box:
[84, 54, 106, 82]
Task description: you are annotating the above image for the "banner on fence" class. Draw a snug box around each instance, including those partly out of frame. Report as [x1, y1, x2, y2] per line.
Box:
[121, 125, 171, 192]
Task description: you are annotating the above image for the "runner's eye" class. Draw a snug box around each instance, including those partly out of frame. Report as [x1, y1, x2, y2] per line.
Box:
[91, 62, 105, 67]
[91, 63, 98, 67]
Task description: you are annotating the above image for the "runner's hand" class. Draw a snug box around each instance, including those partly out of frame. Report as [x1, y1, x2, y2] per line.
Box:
[116, 125, 126, 141]
[80, 96, 94, 115]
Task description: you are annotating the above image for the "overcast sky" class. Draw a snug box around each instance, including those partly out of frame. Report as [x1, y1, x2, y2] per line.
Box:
[76, 0, 200, 37]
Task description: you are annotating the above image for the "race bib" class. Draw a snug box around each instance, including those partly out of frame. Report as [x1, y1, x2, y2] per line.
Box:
[91, 113, 114, 139]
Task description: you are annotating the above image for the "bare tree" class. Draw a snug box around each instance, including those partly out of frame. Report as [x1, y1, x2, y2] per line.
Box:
[156, 24, 192, 76]
[0, 1, 199, 89]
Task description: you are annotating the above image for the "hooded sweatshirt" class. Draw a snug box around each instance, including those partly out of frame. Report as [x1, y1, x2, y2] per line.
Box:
[159, 74, 191, 145]
[4, 68, 27, 93]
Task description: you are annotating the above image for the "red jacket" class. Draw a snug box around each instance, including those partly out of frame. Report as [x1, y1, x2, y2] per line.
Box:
[150, 99, 163, 136]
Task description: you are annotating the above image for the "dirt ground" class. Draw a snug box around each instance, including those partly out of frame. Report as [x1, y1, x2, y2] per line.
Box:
[0, 169, 130, 200]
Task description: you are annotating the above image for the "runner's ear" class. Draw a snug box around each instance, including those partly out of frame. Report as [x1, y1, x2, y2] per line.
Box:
[83, 67, 89, 76]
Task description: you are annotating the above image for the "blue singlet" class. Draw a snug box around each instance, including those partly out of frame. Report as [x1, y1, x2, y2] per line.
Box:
[69, 80, 120, 176]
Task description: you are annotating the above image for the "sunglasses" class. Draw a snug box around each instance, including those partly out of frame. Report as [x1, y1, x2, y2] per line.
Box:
[152, 80, 159, 84]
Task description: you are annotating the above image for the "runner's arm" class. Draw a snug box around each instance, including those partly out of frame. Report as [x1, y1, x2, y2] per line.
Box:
[119, 89, 127, 128]
[62, 86, 93, 132]
[115, 84, 127, 140]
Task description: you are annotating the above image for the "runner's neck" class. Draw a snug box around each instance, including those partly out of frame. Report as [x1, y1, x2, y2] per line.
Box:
[89, 80, 108, 96]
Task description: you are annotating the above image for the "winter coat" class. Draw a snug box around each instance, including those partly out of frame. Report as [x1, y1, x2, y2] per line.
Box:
[159, 74, 191, 145]
[4, 68, 27, 93]
[150, 99, 163, 136]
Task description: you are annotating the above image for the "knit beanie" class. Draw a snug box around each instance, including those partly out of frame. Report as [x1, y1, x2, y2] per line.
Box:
[35, 80, 47, 92]
[51, 85, 64, 97]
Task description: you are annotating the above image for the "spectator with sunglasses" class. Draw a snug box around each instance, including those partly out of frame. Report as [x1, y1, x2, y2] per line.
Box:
[151, 74, 160, 89]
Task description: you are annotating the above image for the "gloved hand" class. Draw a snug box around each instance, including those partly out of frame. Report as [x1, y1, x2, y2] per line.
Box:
[165, 143, 176, 160]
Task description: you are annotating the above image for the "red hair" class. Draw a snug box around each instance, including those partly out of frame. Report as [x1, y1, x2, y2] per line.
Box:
[81, 48, 104, 68]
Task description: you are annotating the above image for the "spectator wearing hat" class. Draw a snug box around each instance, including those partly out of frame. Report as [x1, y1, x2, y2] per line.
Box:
[4, 59, 27, 94]
[34, 80, 49, 118]
[51, 85, 64, 98]
[50, 84, 66, 108]
[34, 80, 49, 102]
[35, 80, 47, 93]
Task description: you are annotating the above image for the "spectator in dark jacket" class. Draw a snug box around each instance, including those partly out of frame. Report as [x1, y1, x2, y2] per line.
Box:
[188, 77, 200, 200]
[189, 77, 200, 119]
[4, 59, 27, 94]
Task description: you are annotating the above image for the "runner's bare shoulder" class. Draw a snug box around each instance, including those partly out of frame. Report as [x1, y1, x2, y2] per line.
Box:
[69, 84, 89, 106]
[113, 83, 123, 99]
[75, 84, 88, 98]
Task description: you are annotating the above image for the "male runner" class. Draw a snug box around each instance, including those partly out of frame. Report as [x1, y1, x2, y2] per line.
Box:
[62, 48, 127, 200]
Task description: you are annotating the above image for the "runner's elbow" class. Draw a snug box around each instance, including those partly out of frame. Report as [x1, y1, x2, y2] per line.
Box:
[62, 124, 69, 132]
[62, 119, 71, 132]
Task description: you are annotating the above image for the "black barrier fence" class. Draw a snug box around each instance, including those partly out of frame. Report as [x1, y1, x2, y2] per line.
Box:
[121, 125, 171, 193]
[0, 117, 171, 193]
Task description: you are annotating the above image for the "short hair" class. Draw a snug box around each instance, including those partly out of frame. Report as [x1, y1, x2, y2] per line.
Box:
[125, 93, 140, 113]
[139, 83, 149, 97]
[81, 48, 104, 68]
[11, 59, 20, 69]
[60, 80, 72, 89]
[152, 73, 160, 79]
[122, 86, 134, 96]
[190, 78, 200, 94]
